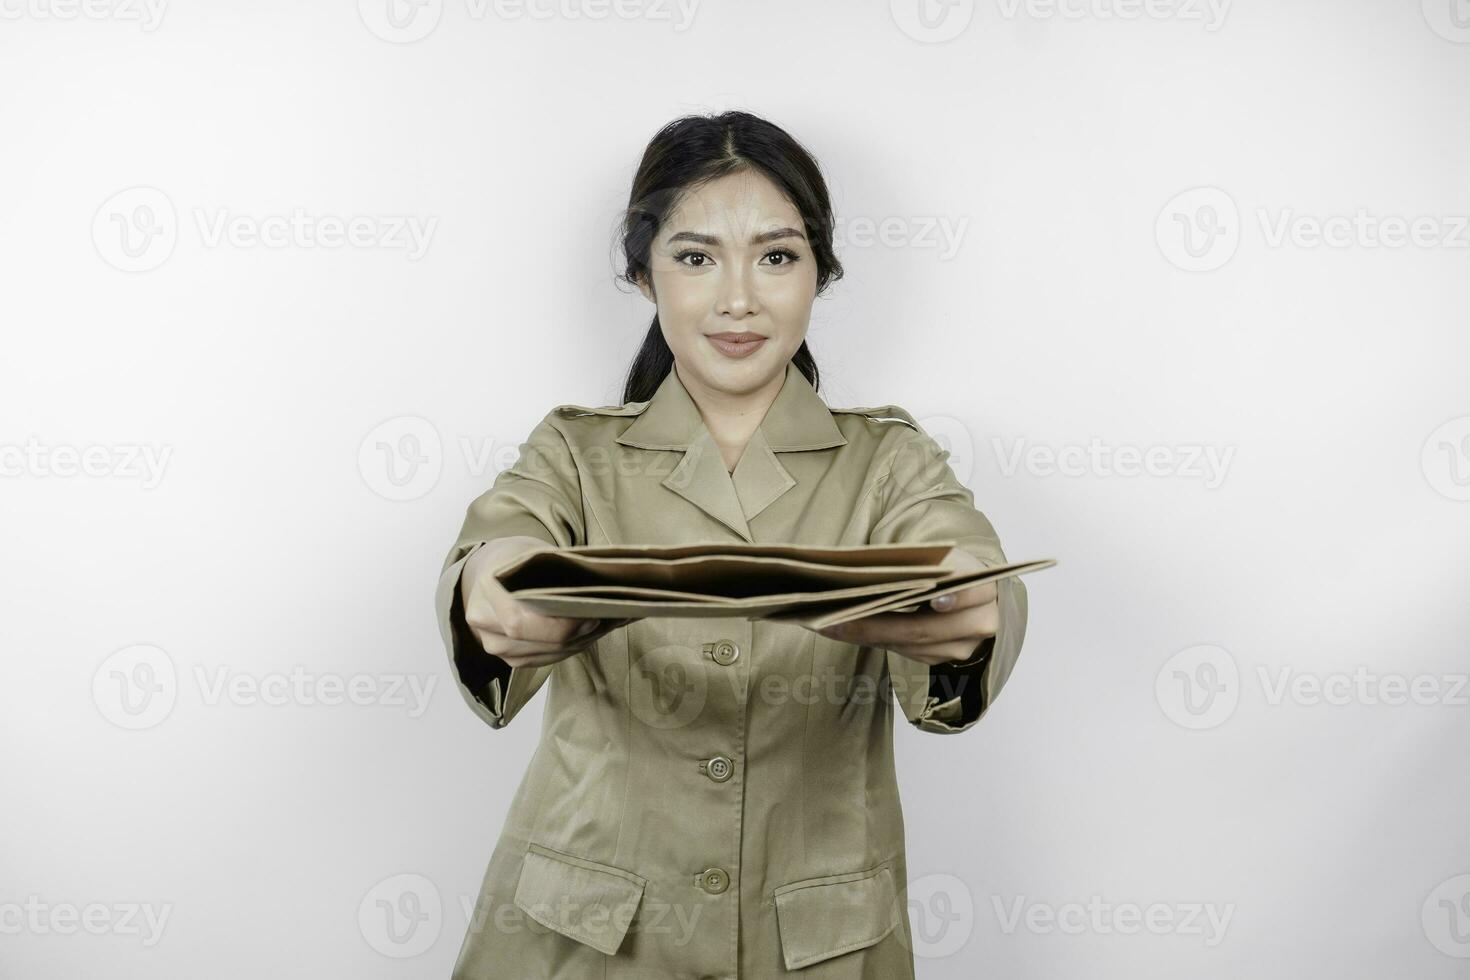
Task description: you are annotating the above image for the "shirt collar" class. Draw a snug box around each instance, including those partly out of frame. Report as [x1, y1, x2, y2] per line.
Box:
[614, 359, 848, 542]
[615, 359, 848, 453]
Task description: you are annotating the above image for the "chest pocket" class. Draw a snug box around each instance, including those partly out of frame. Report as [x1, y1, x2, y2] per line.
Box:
[512, 842, 647, 956]
[773, 863, 902, 970]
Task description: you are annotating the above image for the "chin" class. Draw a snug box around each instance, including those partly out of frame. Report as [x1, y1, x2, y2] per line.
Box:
[686, 351, 774, 391]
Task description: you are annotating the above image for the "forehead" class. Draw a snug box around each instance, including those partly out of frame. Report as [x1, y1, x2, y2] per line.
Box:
[664, 169, 803, 236]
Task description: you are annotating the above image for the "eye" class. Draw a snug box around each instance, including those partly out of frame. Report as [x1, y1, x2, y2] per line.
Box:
[673, 249, 712, 267]
[762, 248, 801, 267]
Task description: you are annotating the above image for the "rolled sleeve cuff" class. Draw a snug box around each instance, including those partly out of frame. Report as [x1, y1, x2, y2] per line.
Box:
[886, 572, 1027, 735]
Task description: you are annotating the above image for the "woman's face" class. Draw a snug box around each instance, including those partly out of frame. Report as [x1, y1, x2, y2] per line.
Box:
[638, 168, 818, 399]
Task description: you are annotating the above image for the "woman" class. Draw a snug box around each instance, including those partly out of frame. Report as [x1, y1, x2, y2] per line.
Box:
[434, 110, 1031, 979]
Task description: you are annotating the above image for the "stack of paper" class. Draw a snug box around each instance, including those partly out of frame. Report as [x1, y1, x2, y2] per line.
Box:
[491, 541, 1057, 630]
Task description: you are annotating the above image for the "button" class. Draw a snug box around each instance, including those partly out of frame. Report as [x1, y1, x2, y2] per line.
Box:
[700, 755, 734, 782]
[695, 867, 729, 894]
[704, 640, 740, 666]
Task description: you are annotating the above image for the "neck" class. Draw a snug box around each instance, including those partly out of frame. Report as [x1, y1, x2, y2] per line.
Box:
[675, 361, 786, 472]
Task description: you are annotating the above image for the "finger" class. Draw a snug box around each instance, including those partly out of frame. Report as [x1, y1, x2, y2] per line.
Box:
[486, 592, 591, 644]
[822, 601, 997, 648]
[571, 619, 627, 643]
[476, 629, 598, 660]
[470, 610, 586, 646]
[929, 581, 998, 612]
[492, 649, 581, 669]
[890, 638, 987, 667]
[474, 615, 634, 664]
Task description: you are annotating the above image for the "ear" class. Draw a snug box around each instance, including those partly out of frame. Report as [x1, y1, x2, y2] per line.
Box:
[635, 271, 655, 304]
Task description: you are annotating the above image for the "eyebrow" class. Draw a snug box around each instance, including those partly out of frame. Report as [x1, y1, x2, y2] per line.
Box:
[664, 227, 807, 247]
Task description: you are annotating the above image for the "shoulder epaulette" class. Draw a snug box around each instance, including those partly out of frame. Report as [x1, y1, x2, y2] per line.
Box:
[552, 400, 651, 419]
[829, 404, 921, 431]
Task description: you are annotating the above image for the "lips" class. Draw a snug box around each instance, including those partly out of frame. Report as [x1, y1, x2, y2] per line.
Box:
[706, 332, 767, 359]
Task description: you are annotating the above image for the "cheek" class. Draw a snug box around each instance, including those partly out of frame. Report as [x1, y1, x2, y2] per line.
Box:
[649, 274, 699, 343]
[650, 270, 712, 324]
[764, 270, 819, 321]
[649, 273, 711, 358]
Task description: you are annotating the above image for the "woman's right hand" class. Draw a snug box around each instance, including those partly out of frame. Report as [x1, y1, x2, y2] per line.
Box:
[460, 535, 637, 669]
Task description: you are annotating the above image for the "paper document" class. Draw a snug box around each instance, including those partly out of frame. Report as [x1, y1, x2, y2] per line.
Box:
[491, 541, 1057, 630]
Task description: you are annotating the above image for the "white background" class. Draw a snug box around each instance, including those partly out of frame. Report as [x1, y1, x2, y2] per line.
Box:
[2, 0, 1468, 977]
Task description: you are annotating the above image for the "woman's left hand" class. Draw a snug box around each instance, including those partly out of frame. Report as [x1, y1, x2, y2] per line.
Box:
[812, 548, 998, 667]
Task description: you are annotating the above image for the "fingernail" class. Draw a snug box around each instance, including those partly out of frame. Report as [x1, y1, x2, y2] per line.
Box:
[932, 594, 955, 610]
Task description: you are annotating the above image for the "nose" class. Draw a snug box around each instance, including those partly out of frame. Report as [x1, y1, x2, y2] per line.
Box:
[715, 262, 759, 319]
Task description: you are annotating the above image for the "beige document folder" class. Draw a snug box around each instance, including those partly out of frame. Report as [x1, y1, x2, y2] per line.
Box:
[492, 541, 1056, 630]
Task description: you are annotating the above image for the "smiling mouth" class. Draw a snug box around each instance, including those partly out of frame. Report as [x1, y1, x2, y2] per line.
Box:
[706, 332, 767, 358]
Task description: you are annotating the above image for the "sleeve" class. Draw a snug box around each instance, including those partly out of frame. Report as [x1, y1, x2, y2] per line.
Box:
[434, 410, 587, 730]
[866, 425, 1030, 734]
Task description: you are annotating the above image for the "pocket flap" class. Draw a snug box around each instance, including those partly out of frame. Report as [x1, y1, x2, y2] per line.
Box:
[773, 865, 901, 970]
[512, 842, 647, 956]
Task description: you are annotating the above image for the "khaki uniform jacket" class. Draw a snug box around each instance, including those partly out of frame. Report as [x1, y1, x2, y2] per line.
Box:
[434, 360, 1030, 979]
